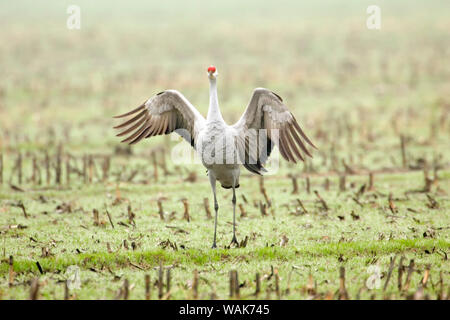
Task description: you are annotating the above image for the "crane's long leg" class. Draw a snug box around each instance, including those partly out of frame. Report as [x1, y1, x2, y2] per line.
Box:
[230, 177, 239, 246]
[209, 172, 219, 249]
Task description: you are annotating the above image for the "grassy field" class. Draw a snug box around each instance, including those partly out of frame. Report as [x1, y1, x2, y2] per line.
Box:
[0, 0, 449, 299]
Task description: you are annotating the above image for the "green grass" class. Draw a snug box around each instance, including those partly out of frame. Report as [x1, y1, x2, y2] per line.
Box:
[3, 239, 445, 276]
[0, 0, 449, 300]
[1, 170, 449, 299]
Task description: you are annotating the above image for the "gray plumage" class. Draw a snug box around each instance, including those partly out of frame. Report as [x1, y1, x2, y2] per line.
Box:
[114, 67, 316, 248]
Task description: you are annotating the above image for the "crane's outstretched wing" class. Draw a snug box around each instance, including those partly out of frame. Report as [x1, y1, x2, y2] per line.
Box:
[114, 90, 206, 147]
[232, 88, 316, 174]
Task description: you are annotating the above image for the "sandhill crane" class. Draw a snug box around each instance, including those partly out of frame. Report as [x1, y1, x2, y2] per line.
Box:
[114, 65, 316, 248]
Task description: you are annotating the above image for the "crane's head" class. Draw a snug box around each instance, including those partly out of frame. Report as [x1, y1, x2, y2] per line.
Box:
[207, 65, 218, 80]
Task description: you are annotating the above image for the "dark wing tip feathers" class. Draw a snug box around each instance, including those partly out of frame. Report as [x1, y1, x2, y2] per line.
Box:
[271, 91, 283, 102]
[114, 94, 180, 145]
[265, 91, 316, 163]
[113, 102, 146, 119]
[291, 114, 317, 150]
[276, 114, 317, 163]
[113, 101, 152, 145]
[267, 91, 316, 160]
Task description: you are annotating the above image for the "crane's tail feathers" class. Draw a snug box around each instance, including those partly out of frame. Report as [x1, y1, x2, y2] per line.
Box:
[243, 163, 267, 176]
[221, 184, 240, 189]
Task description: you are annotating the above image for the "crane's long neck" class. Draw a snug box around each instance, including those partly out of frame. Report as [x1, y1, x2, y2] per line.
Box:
[207, 78, 224, 123]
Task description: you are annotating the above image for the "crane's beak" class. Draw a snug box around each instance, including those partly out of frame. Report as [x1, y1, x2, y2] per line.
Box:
[208, 70, 218, 80]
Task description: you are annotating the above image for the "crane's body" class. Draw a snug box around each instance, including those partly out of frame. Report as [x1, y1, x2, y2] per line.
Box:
[197, 73, 241, 189]
[114, 65, 316, 248]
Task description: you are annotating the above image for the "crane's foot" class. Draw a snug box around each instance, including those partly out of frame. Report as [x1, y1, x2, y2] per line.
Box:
[230, 235, 239, 247]
[211, 242, 217, 249]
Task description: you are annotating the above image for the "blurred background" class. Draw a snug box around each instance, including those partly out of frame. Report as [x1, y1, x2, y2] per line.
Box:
[0, 0, 449, 301]
[0, 0, 449, 175]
